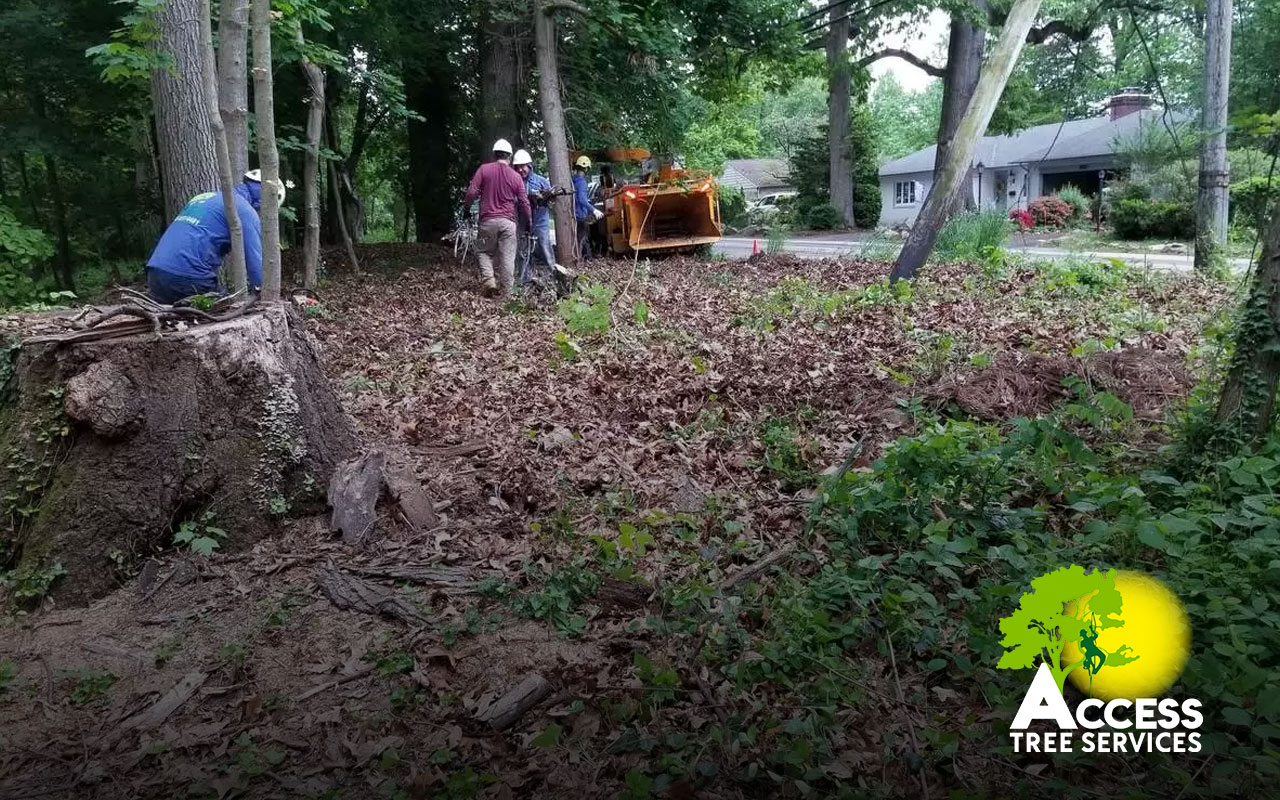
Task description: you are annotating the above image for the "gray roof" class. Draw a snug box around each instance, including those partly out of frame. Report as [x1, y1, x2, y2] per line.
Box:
[878, 108, 1190, 176]
[722, 158, 791, 189]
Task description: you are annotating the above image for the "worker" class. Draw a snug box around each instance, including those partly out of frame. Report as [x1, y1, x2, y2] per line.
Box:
[462, 139, 532, 297]
[145, 170, 276, 304]
[512, 149, 555, 275]
[572, 155, 602, 260]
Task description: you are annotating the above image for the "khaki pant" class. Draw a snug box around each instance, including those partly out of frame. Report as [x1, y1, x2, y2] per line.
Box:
[476, 217, 517, 294]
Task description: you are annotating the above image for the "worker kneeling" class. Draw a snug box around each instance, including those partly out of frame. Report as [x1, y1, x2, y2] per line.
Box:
[146, 170, 277, 304]
[462, 139, 532, 298]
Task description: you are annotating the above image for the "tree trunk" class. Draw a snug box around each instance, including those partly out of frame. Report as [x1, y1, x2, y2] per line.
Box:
[251, 0, 281, 300]
[479, 7, 522, 159]
[42, 155, 74, 293]
[202, 0, 247, 291]
[297, 28, 325, 291]
[328, 156, 361, 274]
[1213, 199, 1280, 445]
[937, 2, 985, 213]
[535, 1, 576, 266]
[405, 56, 458, 243]
[216, 0, 251, 178]
[152, 0, 219, 220]
[1, 307, 357, 606]
[1194, 0, 1233, 276]
[826, 3, 854, 228]
[324, 105, 366, 243]
[891, 0, 1045, 282]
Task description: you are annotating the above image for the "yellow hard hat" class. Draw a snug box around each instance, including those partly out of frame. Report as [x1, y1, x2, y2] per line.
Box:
[575, 155, 592, 170]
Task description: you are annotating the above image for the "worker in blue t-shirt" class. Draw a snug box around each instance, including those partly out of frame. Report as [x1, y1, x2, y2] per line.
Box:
[145, 170, 282, 304]
[572, 156, 602, 260]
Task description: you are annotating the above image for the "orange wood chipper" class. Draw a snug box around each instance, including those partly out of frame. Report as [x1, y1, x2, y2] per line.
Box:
[576, 147, 723, 257]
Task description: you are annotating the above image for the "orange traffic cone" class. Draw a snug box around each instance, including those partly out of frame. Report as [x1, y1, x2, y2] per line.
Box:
[752, 239, 759, 254]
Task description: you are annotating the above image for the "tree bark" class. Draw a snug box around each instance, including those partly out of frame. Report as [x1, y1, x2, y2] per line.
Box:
[535, 0, 576, 266]
[328, 156, 361, 275]
[202, 0, 247, 291]
[405, 61, 456, 243]
[891, 0, 1045, 282]
[1194, 0, 1232, 275]
[479, 5, 522, 159]
[216, 0, 251, 178]
[42, 155, 74, 293]
[826, 2, 854, 228]
[152, 0, 220, 220]
[251, 0, 281, 300]
[1213, 199, 1280, 444]
[296, 28, 325, 291]
[937, 2, 986, 213]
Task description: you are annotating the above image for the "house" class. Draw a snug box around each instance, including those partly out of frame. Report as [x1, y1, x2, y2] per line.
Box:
[877, 91, 1181, 227]
[720, 158, 793, 201]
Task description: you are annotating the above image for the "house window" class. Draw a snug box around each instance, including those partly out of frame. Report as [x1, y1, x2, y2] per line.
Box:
[894, 181, 918, 206]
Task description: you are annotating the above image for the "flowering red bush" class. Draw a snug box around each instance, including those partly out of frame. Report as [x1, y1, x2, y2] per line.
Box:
[1028, 196, 1073, 229]
[1008, 208, 1035, 231]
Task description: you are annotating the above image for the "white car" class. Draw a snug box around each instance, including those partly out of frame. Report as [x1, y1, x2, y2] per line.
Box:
[748, 192, 796, 220]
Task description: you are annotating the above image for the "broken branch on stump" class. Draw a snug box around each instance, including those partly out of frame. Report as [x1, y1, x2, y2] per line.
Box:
[475, 673, 553, 731]
[328, 451, 387, 546]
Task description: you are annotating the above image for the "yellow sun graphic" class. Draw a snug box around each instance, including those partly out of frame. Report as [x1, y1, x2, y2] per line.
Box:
[1061, 571, 1191, 701]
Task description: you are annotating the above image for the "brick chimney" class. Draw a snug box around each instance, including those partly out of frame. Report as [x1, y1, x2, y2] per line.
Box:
[1107, 89, 1154, 120]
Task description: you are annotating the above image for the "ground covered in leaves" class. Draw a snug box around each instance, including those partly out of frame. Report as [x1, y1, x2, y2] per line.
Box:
[0, 247, 1240, 799]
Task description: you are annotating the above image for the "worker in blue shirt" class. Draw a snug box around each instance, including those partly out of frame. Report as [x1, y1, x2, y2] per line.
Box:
[572, 155, 602, 260]
[145, 170, 281, 304]
[512, 150, 555, 275]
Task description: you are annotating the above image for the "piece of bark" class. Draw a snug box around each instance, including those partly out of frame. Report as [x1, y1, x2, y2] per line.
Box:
[475, 673, 553, 731]
[419, 441, 489, 458]
[348, 562, 481, 591]
[97, 671, 207, 748]
[716, 544, 798, 592]
[382, 465, 438, 531]
[328, 451, 386, 545]
[596, 577, 651, 613]
[315, 567, 428, 626]
[82, 638, 150, 669]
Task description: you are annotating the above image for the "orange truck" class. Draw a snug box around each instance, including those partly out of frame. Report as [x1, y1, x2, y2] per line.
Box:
[576, 148, 723, 257]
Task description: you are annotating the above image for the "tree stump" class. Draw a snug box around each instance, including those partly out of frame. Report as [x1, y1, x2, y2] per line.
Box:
[0, 304, 356, 605]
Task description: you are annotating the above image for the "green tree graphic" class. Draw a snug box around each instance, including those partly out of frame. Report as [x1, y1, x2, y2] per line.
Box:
[998, 565, 1137, 693]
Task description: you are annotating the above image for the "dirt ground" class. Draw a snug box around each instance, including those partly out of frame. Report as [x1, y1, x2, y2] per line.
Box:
[0, 247, 1230, 799]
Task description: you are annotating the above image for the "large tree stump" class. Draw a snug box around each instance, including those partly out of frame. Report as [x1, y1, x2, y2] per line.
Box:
[0, 304, 356, 604]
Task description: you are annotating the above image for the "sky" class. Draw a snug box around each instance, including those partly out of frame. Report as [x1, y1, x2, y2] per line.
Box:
[866, 9, 951, 92]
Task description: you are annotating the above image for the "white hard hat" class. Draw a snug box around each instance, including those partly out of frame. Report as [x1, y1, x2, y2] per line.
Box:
[512, 149, 533, 166]
[492, 139, 513, 155]
[244, 169, 286, 206]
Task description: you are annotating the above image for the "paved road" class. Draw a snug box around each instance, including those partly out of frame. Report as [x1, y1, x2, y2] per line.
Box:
[714, 236, 1253, 273]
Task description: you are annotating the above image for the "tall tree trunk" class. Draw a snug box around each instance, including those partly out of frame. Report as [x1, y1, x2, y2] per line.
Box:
[15, 153, 45, 229]
[826, 2, 854, 227]
[405, 56, 458, 242]
[217, 0, 251, 177]
[891, 0, 1045, 282]
[296, 27, 325, 291]
[202, 0, 247, 291]
[1213, 198, 1280, 444]
[326, 126, 361, 274]
[479, 5, 522, 159]
[251, 0, 281, 300]
[42, 154, 74, 292]
[937, 2, 986, 213]
[535, 0, 576, 266]
[1194, 0, 1233, 275]
[152, 0, 219, 220]
[323, 104, 366, 242]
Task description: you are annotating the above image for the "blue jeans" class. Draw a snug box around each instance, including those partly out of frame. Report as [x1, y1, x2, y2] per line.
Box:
[147, 268, 219, 305]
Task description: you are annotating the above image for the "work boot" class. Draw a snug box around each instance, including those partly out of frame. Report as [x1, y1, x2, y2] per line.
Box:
[481, 283, 498, 298]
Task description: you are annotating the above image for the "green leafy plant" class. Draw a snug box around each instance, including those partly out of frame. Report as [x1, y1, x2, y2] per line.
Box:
[0, 204, 54, 310]
[933, 210, 1010, 263]
[1, 562, 67, 606]
[0, 658, 16, 696]
[557, 282, 614, 337]
[173, 512, 227, 557]
[67, 668, 117, 706]
[1054, 184, 1091, 223]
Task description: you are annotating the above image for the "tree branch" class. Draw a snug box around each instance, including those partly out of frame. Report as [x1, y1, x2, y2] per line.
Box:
[542, 0, 589, 17]
[1025, 19, 1093, 44]
[852, 48, 945, 77]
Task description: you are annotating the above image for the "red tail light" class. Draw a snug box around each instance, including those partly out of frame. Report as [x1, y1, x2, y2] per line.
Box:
[623, 190, 638, 201]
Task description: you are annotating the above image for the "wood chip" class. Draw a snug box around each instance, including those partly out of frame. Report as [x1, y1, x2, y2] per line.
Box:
[315, 567, 429, 626]
[328, 451, 386, 546]
[474, 673, 553, 731]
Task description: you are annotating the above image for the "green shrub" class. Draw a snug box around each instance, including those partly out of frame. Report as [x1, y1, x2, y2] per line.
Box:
[803, 203, 841, 231]
[1230, 176, 1279, 234]
[933, 210, 1010, 262]
[718, 185, 749, 229]
[1109, 197, 1194, 240]
[0, 203, 53, 309]
[1053, 184, 1091, 222]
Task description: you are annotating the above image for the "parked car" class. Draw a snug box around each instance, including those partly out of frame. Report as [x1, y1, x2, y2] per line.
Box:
[748, 192, 796, 222]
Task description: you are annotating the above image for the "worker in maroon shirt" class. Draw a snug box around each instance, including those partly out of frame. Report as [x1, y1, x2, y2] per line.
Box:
[461, 139, 533, 297]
